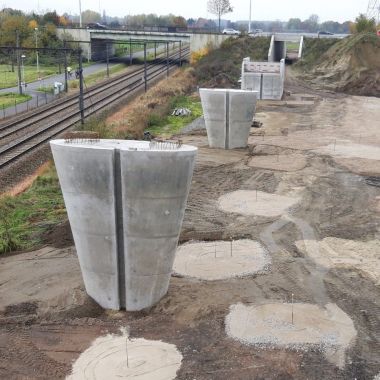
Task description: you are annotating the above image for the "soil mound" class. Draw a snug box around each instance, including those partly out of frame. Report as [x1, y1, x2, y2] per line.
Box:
[194, 36, 270, 88]
[298, 34, 380, 96]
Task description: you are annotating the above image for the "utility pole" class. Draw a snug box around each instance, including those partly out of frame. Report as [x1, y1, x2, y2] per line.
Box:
[106, 40, 110, 78]
[166, 41, 169, 77]
[248, 0, 252, 33]
[16, 30, 22, 95]
[144, 42, 147, 92]
[64, 41, 68, 92]
[35, 28, 39, 78]
[78, 50, 84, 124]
[179, 41, 182, 67]
[79, 0, 82, 27]
[129, 38, 132, 65]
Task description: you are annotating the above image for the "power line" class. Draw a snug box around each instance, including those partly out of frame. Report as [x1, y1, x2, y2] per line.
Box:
[367, 0, 380, 23]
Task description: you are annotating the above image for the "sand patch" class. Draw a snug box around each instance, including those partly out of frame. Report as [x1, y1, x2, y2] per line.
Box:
[333, 157, 380, 176]
[248, 153, 307, 172]
[174, 240, 270, 280]
[0, 246, 83, 314]
[317, 143, 380, 161]
[296, 238, 380, 285]
[225, 302, 356, 368]
[218, 190, 299, 217]
[67, 330, 182, 380]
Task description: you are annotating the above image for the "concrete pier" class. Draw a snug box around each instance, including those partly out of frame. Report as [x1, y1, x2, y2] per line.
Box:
[199, 88, 257, 149]
[241, 58, 285, 100]
[50, 139, 197, 311]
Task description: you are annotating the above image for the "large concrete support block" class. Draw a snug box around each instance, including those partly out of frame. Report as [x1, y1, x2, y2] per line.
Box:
[119, 148, 196, 310]
[50, 140, 197, 311]
[199, 88, 257, 149]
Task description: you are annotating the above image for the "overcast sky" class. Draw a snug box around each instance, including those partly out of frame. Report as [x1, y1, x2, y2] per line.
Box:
[2, 0, 370, 22]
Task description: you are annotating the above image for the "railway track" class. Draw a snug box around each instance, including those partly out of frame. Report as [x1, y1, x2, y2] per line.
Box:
[0, 46, 190, 170]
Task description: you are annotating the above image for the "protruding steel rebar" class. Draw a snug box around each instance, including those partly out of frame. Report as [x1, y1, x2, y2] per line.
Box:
[149, 139, 183, 150]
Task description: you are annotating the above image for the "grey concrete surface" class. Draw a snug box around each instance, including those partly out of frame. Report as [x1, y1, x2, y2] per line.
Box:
[50, 139, 197, 311]
[199, 88, 257, 149]
[241, 59, 285, 100]
[58, 27, 230, 55]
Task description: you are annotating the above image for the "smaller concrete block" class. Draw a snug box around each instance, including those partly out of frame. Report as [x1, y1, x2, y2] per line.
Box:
[200, 88, 257, 149]
[199, 89, 226, 148]
[241, 59, 285, 100]
[229, 91, 257, 149]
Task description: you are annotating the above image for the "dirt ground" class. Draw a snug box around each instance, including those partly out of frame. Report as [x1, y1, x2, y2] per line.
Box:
[0, 68, 379, 379]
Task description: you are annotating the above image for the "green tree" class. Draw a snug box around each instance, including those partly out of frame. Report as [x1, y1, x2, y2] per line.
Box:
[287, 18, 302, 31]
[173, 16, 187, 28]
[0, 14, 31, 45]
[353, 14, 376, 33]
[43, 11, 60, 25]
[81, 9, 101, 24]
[303, 14, 320, 32]
[207, 0, 233, 32]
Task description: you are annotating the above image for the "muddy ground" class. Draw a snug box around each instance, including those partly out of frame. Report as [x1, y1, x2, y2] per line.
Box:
[0, 68, 379, 379]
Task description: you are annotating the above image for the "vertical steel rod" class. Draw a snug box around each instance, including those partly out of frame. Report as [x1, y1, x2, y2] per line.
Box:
[78, 50, 84, 124]
[179, 41, 182, 67]
[166, 42, 169, 77]
[106, 40, 110, 78]
[16, 31, 22, 95]
[64, 41, 68, 92]
[129, 38, 132, 65]
[144, 43, 147, 92]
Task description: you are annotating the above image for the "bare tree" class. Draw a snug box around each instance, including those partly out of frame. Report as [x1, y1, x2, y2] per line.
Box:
[207, 0, 233, 32]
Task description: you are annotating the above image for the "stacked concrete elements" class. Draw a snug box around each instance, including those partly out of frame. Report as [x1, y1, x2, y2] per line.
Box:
[199, 88, 258, 149]
[50, 139, 197, 311]
[241, 58, 285, 100]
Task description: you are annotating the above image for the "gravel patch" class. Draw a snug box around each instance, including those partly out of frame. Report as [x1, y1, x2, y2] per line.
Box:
[218, 190, 300, 217]
[174, 239, 271, 280]
[225, 302, 357, 368]
[67, 328, 182, 380]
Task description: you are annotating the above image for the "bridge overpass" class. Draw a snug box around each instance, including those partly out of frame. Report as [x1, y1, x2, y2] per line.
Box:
[266, 32, 349, 62]
[57, 28, 230, 60]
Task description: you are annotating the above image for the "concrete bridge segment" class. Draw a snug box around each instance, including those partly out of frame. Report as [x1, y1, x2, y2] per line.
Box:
[57, 28, 230, 60]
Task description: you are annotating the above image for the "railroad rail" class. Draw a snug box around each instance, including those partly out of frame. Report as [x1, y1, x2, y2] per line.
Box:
[0, 46, 190, 170]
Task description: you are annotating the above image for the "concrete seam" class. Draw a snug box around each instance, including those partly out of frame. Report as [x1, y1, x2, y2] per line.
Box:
[114, 149, 126, 309]
[225, 91, 230, 149]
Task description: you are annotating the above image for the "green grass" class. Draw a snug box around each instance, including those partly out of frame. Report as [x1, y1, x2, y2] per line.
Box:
[286, 42, 300, 51]
[37, 85, 54, 94]
[147, 95, 203, 138]
[295, 37, 340, 69]
[0, 92, 32, 109]
[0, 165, 66, 254]
[194, 36, 270, 88]
[0, 64, 57, 89]
[115, 42, 156, 57]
